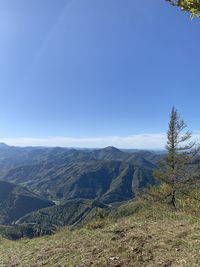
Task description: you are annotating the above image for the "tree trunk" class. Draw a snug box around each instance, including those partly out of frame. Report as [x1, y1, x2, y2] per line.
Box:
[171, 189, 177, 210]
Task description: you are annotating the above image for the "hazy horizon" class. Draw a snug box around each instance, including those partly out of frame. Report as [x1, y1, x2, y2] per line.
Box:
[0, 132, 200, 149]
[0, 133, 167, 149]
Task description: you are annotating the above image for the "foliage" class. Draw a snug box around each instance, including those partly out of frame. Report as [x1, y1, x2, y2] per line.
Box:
[154, 107, 200, 208]
[0, 181, 54, 225]
[142, 184, 200, 216]
[0, 224, 55, 240]
[166, 0, 200, 18]
[17, 199, 109, 231]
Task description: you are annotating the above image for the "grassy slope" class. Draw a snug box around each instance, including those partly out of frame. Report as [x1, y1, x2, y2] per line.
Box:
[0, 200, 200, 267]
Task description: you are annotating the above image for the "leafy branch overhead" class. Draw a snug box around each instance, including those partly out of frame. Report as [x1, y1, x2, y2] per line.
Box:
[166, 0, 200, 17]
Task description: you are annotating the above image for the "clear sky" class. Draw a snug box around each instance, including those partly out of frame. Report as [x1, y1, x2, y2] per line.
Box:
[0, 0, 200, 149]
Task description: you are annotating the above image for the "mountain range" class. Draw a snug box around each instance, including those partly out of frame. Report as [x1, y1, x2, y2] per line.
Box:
[0, 144, 161, 232]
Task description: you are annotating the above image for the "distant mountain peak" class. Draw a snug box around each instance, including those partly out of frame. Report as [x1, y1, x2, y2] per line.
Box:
[103, 146, 122, 152]
[0, 143, 9, 148]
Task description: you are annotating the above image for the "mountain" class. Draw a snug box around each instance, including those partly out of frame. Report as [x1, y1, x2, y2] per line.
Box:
[91, 146, 127, 161]
[2, 160, 156, 203]
[0, 144, 160, 204]
[17, 198, 108, 227]
[0, 143, 9, 148]
[0, 144, 160, 173]
[0, 180, 54, 225]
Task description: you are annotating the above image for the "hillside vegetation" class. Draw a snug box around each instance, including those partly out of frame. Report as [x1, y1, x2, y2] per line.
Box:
[17, 198, 108, 227]
[0, 189, 200, 267]
[0, 180, 54, 225]
[0, 145, 158, 203]
[0, 136, 199, 266]
[0, 145, 161, 239]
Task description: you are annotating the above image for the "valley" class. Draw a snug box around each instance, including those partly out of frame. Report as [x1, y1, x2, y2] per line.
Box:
[0, 144, 160, 235]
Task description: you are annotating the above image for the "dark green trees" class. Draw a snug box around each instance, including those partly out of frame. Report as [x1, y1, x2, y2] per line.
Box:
[154, 107, 200, 208]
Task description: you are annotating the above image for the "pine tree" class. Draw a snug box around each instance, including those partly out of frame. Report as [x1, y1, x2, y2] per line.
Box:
[154, 107, 200, 209]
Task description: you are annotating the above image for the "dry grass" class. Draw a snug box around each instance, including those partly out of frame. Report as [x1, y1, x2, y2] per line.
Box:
[0, 209, 200, 267]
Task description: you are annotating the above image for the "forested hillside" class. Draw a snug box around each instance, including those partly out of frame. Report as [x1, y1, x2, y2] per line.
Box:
[0, 145, 159, 203]
[0, 180, 54, 225]
[0, 145, 159, 236]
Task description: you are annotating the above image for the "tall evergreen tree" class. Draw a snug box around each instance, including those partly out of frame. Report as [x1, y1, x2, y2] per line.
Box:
[154, 107, 200, 208]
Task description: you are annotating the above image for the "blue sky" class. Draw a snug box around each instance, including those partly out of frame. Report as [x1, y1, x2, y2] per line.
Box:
[0, 0, 200, 148]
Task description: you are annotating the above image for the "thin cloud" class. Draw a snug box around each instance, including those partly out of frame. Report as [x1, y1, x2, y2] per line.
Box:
[0, 134, 167, 149]
[1, 133, 200, 149]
